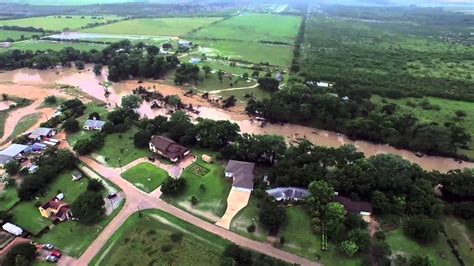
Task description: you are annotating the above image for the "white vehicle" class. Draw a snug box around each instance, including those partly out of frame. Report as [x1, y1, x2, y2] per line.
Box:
[43, 141, 58, 146]
[56, 193, 64, 201]
[45, 255, 58, 262]
[47, 138, 60, 144]
[2, 223, 23, 236]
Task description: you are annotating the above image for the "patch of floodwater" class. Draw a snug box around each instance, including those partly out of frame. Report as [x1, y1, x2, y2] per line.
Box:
[0, 101, 14, 111]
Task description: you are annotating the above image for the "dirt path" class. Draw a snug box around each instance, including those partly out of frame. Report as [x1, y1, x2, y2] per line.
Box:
[59, 156, 319, 266]
[209, 83, 259, 94]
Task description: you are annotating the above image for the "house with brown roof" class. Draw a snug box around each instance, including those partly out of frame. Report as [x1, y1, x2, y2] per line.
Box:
[149, 135, 190, 163]
[334, 196, 373, 216]
[225, 160, 255, 192]
[38, 199, 72, 222]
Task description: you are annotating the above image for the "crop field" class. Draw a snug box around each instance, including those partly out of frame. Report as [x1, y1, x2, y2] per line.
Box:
[81, 17, 223, 37]
[3, 40, 107, 52]
[0, 29, 39, 41]
[187, 13, 301, 43]
[197, 39, 294, 67]
[0, 16, 121, 31]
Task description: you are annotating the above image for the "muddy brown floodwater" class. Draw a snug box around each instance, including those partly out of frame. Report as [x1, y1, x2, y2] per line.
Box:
[0, 66, 473, 172]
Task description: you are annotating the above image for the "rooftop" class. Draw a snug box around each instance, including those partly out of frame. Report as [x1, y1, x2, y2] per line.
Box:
[84, 119, 106, 128]
[0, 144, 29, 157]
[226, 160, 255, 190]
[334, 196, 373, 215]
[150, 135, 189, 160]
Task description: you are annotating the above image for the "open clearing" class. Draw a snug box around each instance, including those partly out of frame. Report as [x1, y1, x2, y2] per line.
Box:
[0, 16, 121, 31]
[0, 187, 20, 211]
[442, 216, 474, 265]
[0, 29, 39, 41]
[187, 13, 301, 43]
[90, 210, 229, 266]
[3, 40, 107, 52]
[81, 17, 223, 36]
[121, 162, 168, 193]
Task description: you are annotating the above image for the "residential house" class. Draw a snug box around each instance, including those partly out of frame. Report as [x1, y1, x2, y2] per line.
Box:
[149, 135, 190, 163]
[225, 160, 255, 192]
[38, 198, 72, 222]
[83, 119, 106, 131]
[0, 144, 29, 161]
[178, 40, 192, 48]
[275, 72, 284, 82]
[266, 187, 310, 201]
[334, 196, 373, 216]
[28, 127, 56, 141]
[0, 154, 14, 167]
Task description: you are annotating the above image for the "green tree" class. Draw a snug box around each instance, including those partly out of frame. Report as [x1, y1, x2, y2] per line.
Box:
[4, 161, 20, 176]
[258, 200, 286, 231]
[71, 191, 105, 224]
[202, 66, 212, 78]
[404, 216, 440, 243]
[341, 240, 358, 257]
[121, 94, 143, 110]
[307, 180, 335, 214]
[217, 70, 225, 83]
[87, 179, 104, 192]
[63, 118, 80, 133]
[3, 243, 36, 266]
[93, 63, 103, 75]
[75, 60, 85, 70]
[409, 255, 434, 266]
[160, 178, 186, 196]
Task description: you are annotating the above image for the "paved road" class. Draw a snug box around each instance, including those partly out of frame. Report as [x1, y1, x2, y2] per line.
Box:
[61, 157, 320, 266]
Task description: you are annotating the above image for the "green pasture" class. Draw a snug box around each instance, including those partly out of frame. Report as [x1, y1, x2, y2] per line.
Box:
[0, 187, 20, 211]
[121, 162, 168, 193]
[3, 40, 106, 52]
[0, 16, 121, 31]
[0, 29, 39, 41]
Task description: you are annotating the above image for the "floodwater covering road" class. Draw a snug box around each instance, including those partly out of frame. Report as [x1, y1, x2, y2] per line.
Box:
[0, 66, 473, 172]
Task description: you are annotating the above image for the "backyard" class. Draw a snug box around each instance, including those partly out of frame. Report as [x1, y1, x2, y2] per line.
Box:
[81, 17, 223, 36]
[162, 151, 230, 222]
[0, 187, 19, 211]
[121, 162, 168, 193]
[89, 210, 230, 266]
[442, 216, 474, 265]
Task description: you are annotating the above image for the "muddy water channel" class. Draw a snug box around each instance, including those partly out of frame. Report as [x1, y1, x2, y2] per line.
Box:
[1, 66, 473, 172]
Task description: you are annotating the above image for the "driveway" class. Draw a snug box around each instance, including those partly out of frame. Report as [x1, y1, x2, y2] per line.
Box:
[215, 188, 251, 230]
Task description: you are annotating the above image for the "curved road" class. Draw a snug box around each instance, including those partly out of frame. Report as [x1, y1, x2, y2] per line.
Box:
[62, 157, 320, 266]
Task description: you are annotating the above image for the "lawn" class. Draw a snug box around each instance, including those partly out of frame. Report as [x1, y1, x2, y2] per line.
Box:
[3, 40, 107, 52]
[66, 103, 109, 146]
[0, 16, 121, 31]
[90, 209, 230, 266]
[230, 196, 269, 241]
[442, 216, 474, 265]
[187, 13, 302, 43]
[0, 187, 20, 211]
[196, 39, 294, 67]
[121, 162, 168, 193]
[91, 127, 152, 167]
[192, 70, 257, 92]
[371, 95, 474, 158]
[11, 169, 88, 235]
[0, 29, 39, 42]
[385, 228, 459, 265]
[162, 150, 230, 222]
[0, 113, 41, 145]
[81, 17, 223, 37]
[34, 199, 125, 257]
[220, 86, 272, 102]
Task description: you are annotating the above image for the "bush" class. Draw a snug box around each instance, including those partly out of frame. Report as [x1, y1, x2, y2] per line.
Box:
[170, 232, 183, 242]
[3, 243, 36, 266]
[71, 191, 105, 224]
[404, 216, 440, 243]
[190, 195, 199, 205]
[44, 95, 57, 104]
[87, 179, 105, 192]
[63, 118, 80, 133]
[4, 161, 20, 176]
[161, 244, 173, 252]
[247, 224, 256, 233]
[160, 178, 186, 196]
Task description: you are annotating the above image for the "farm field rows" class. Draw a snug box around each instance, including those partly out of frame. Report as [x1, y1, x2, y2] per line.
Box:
[81, 17, 223, 36]
[0, 16, 122, 31]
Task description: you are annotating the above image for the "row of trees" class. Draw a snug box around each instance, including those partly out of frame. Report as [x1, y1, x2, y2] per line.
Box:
[245, 84, 470, 158]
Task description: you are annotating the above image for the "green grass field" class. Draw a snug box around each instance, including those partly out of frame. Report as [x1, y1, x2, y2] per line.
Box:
[230, 196, 268, 241]
[0, 187, 20, 211]
[3, 40, 107, 52]
[371, 95, 474, 158]
[11, 170, 87, 235]
[0, 113, 41, 145]
[121, 162, 168, 193]
[90, 210, 230, 266]
[81, 17, 222, 36]
[442, 216, 474, 265]
[0, 16, 121, 31]
[162, 150, 230, 222]
[187, 13, 301, 43]
[35, 199, 124, 257]
[0, 29, 39, 41]
[385, 228, 459, 265]
[91, 127, 152, 167]
[197, 39, 294, 67]
[193, 70, 257, 92]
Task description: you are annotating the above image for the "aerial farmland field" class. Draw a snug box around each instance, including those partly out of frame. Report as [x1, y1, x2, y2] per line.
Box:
[0, 15, 121, 31]
[3, 40, 107, 51]
[0, 29, 39, 41]
[81, 17, 223, 36]
[187, 13, 302, 43]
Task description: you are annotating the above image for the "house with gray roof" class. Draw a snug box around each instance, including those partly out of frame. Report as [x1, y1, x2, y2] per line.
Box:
[225, 160, 255, 192]
[28, 127, 56, 141]
[83, 119, 106, 131]
[0, 154, 14, 166]
[266, 187, 310, 201]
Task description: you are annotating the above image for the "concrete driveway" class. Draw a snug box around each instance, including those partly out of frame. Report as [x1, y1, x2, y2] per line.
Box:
[215, 188, 251, 230]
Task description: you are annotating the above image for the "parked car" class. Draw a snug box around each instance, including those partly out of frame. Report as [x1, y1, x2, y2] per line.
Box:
[107, 193, 117, 199]
[147, 156, 156, 162]
[42, 244, 54, 250]
[51, 250, 62, 258]
[45, 255, 58, 263]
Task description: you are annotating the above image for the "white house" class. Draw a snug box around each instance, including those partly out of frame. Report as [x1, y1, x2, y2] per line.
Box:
[83, 119, 106, 131]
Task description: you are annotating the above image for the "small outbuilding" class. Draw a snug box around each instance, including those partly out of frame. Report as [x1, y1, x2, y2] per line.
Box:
[83, 119, 106, 131]
[201, 154, 213, 163]
[2, 223, 23, 236]
[28, 127, 56, 141]
[0, 144, 29, 159]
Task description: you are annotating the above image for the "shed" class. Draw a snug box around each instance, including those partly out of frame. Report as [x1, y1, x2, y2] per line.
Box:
[0, 144, 29, 158]
[202, 154, 213, 163]
[72, 170, 83, 181]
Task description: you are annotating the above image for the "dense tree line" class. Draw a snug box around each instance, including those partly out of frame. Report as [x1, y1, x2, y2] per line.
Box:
[246, 84, 470, 158]
[0, 40, 179, 82]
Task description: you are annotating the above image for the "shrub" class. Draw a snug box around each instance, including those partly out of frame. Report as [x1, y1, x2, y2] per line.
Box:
[170, 232, 183, 242]
[247, 224, 256, 233]
[404, 216, 440, 243]
[44, 95, 57, 104]
[161, 244, 173, 252]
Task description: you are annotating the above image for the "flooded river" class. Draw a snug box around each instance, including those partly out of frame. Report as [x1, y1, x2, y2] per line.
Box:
[0, 66, 473, 172]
